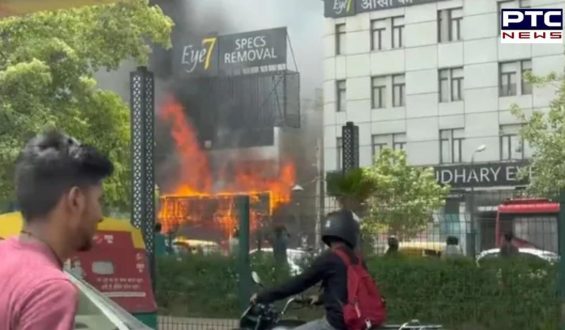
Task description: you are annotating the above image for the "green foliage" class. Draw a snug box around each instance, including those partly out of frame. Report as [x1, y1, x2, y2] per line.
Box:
[364, 149, 449, 239]
[512, 73, 565, 199]
[0, 0, 173, 210]
[156, 253, 292, 318]
[156, 255, 558, 329]
[326, 168, 376, 212]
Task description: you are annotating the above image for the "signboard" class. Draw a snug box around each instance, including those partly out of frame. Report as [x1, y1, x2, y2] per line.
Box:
[175, 27, 287, 76]
[176, 34, 219, 76]
[324, 0, 356, 18]
[219, 27, 287, 71]
[70, 231, 156, 313]
[434, 161, 530, 189]
[324, 0, 449, 17]
[0, 0, 118, 17]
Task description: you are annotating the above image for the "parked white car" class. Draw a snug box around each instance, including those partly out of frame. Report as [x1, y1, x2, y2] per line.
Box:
[476, 248, 559, 265]
[250, 248, 310, 275]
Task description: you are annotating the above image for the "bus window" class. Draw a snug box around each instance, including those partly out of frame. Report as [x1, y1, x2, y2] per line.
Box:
[513, 216, 557, 253]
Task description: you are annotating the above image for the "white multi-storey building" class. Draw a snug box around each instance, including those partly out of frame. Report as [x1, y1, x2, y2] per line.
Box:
[322, 0, 564, 187]
[321, 0, 565, 251]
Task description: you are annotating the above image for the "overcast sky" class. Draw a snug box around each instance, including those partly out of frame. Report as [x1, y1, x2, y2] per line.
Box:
[181, 0, 325, 99]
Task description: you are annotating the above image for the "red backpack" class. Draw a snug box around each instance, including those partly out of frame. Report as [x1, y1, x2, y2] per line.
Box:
[333, 249, 387, 330]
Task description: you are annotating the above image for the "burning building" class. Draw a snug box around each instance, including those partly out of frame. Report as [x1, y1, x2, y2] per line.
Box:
[156, 90, 298, 247]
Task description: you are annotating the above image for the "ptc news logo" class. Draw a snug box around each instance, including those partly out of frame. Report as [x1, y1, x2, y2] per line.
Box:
[501, 8, 564, 44]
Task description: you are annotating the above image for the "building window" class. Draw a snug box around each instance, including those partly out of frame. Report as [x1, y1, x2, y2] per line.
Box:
[337, 137, 342, 170]
[372, 133, 406, 159]
[438, 7, 463, 42]
[440, 129, 464, 164]
[372, 134, 389, 160]
[521, 60, 532, 95]
[393, 133, 406, 150]
[439, 67, 464, 102]
[371, 76, 387, 109]
[371, 19, 387, 51]
[499, 60, 532, 97]
[392, 74, 405, 107]
[392, 16, 404, 49]
[335, 23, 346, 55]
[498, 0, 531, 34]
[336, 80, 346, 112]
[500, 124, 524, 160]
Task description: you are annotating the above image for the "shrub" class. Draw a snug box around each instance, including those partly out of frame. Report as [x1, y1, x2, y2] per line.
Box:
[156, 254, 558, 329]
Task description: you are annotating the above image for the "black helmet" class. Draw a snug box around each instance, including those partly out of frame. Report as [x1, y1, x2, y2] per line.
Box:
[322, 209, 360, 248]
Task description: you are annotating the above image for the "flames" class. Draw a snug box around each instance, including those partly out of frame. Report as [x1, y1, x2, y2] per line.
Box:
[157, 95, 296, 241]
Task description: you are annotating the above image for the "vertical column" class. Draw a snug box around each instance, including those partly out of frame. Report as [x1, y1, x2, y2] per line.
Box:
[342, 121, 359, 173]
[130, 66, 156, 288]
[237, 195, 251, 312]
[559, 190, 565, 329]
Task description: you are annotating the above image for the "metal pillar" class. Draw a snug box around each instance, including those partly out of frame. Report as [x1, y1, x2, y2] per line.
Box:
[559, 190, 565, 329]
[237, 195, 252, 312]
[342, 121, 359, 174]
[130, 66, 156, 289]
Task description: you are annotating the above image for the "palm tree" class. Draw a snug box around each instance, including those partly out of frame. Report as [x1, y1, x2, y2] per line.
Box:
[326, 168, 376, 215]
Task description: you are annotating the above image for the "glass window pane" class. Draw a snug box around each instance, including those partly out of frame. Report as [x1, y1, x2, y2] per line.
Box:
[441, 139, 451, 163]
[440, 78, 450, 102]
[454, 139, 462, 162]
[438, 10, 449, 42]
[452, 78, 463, 101]
[337, 137, 342, 169]
[440, 129, 451, 139]
[371, 19, 387, 51]
[511, 135, 523, 159]
[337, 80, 346, 111]
[453, 128, 464, 139]
[452, 67, 463, 78]
[393, 74, 405, 84]
[392, 16, 404, 48]
[439, 69, 449, 79]
[521, 60, 532, 95]
[336, 24, 346, 55]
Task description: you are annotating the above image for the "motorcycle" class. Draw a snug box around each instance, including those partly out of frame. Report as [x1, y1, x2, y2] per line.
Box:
[240, 271, 444, 330]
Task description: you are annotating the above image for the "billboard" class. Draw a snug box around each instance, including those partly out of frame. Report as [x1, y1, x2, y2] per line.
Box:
[175, 27, 288, 76]
[0, 0, 117, 17]
[434, 161, 529, 188]
[324, 0, 451, 18]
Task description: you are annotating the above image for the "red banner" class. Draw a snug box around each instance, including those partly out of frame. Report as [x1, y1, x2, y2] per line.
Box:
[69, 231, 157, 313]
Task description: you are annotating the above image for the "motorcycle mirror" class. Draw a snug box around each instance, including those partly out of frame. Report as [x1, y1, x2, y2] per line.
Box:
[251, 271, 262, 285]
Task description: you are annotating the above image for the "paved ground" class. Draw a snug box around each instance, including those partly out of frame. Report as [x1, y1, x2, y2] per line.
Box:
[158, 316, 238, 330]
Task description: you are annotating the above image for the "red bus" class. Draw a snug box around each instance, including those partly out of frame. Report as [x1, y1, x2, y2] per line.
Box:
[495, 198, 559, 253]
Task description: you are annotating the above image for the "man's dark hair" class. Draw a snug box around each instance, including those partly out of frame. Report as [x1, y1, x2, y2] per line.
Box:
[155, 223, 162, 232]
[446, 236, 459, 246]
[15, 130, 114, 221]
[504, 232, 514, 242]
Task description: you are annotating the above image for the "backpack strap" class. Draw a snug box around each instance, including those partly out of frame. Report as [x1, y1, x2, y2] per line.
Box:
[333, 248, 352, 266]
[333, 247, 363, 266]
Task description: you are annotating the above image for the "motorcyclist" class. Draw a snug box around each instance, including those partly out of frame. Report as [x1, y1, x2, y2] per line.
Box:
[250, 209, 362, 330]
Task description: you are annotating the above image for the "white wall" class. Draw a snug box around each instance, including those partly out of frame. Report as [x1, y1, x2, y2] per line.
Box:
[323, 0, 565, 170]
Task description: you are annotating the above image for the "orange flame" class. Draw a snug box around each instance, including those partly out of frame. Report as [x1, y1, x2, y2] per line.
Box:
[157, 95, 296, 241]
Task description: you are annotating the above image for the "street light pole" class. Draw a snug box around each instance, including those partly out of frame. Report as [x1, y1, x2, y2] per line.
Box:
[469, 144, 486, 258]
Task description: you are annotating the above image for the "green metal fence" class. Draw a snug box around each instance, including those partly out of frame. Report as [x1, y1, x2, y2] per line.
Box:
[155, 191, 562, 330]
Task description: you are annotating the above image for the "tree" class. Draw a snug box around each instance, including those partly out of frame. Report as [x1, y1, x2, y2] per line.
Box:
[511, 72, 565, 199]
[364, 149, 449, 239]
[0, 0, 173, 211]
[326, 168, 376, 214]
